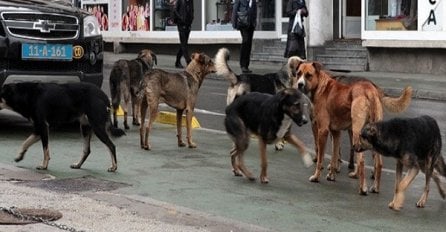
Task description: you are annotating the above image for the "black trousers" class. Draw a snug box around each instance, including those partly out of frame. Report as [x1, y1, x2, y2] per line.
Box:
[239, 27, 254, 69]
[176, 24, 191, 64]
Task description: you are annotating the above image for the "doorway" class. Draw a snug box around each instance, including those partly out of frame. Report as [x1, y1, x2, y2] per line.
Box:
[342, 0, 361, 38]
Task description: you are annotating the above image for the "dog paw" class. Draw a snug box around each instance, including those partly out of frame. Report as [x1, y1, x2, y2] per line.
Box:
[107, 166, 117, 172]
[36, 165, 48, 170]
[359, 187, 368, 196]
[70, 163, 81, 169]
[247, 176, 256, 181]
[188, 143, 197, 148]
[326, 173, 336, 181]
[274, 143, 284, 151]
[14, 157, 23, 162]
[302, 153, 313, 168]
[178, 142, 186, 147]
[369, 186, 380, 194]
[348, 171, 358, 179]
[232, 169, 243, 177]
[388, 202, 402, 211]
[416, 199, 426, 208]
[260, 176, 269, 184]
[309, 175, 319, 183]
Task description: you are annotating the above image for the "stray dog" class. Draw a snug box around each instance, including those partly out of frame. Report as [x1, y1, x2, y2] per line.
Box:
[292, 60, 412, 194]
[357, 115, 446, 211]
[139, 52, 216, 150]
[224, 88, 313, 183]
[110, 49, 157, 129]
[215, 47, 291, 105]
[0, 82, 125, 172]
[215, 47, 307, 153]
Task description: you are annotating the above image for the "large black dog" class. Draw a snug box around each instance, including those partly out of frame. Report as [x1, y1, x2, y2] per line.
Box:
[0, 82, 125, 172]
[357, 115, 446, 210]
[224, 88, 313, 184]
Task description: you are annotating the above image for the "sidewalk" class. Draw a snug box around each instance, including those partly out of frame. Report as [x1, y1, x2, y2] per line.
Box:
[103, 51, 446, 102]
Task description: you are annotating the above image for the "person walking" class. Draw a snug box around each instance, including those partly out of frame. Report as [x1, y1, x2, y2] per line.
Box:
[284, 0, 308, 59]
[232, 0, 257, 73]
[173, 0, 194, 69]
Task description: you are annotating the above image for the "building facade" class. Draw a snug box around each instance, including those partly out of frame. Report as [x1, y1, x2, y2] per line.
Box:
[81, 0, 446, 74]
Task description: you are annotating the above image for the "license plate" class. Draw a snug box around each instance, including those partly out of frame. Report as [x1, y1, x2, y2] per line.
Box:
[21, 43, 73, 61]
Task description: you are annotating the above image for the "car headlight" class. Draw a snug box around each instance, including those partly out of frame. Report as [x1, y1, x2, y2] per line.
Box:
[83, 15, 101, 37]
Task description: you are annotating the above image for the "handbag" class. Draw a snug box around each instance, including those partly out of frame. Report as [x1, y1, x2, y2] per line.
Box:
[237, 11, 249, 28]
[292, 9, 306, 37]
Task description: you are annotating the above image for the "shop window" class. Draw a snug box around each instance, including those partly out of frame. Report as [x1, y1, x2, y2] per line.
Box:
[366, 0, 417, 31]
[120, 0, 151, 31]
[205, 0, 275, 31]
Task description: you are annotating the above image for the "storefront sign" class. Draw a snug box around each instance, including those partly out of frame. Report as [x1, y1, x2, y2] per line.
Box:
[420, 0, 444, 31]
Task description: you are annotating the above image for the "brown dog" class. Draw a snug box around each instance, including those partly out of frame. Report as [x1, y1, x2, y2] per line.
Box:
[139, 52, 216, 150]
[290, 60, 412, 195]
[110, 49, 157, 129]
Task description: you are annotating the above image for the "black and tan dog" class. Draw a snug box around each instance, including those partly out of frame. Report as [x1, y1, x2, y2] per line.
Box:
[110, 49, 157, 129]
[215, 47, 308, 153]
[357, 115, 446, 211]
[215, 47, 292, 105]
[224, 88, 313, 184]
[0, 82, 125, 172]
[139, 52, 216, 150]
[291, 60, 412, 195]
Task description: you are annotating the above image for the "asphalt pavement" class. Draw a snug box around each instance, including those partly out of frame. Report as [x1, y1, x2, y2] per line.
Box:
[0, 50, 445, 232]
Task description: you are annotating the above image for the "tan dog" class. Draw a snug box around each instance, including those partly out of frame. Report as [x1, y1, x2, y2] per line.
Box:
[139, 52, 216, 150]
[110, 49, 157, 129]
[290, 60, 412, 195]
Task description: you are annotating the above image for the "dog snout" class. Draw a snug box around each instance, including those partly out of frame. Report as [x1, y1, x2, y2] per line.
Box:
[301, 115, 308, 125]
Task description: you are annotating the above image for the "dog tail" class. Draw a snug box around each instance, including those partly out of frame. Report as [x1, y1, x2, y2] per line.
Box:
[381, 86, 413, 113]
[435, 155, 446, 178]
[215, 47, 237, 85]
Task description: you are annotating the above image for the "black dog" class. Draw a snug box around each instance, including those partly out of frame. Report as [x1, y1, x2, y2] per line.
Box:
[0, 82, 125, 172]
[224, 88, 313, 184]
[357, 115, 446, 210]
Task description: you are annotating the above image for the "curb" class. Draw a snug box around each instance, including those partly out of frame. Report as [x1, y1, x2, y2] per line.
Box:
[155, 111, 201, 128]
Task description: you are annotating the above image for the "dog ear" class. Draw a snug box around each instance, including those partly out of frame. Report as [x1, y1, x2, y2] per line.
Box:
[287, 56, 304, 77]
[312, 62, 323, 73]
[150, 51, 158, 65]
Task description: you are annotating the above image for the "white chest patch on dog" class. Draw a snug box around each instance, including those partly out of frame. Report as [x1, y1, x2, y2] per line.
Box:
[276, 115, 292, 139]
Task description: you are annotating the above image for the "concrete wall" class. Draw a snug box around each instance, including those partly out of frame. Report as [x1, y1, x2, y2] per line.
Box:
[368, 48, 446, 75]
[307, 0, 333, 46]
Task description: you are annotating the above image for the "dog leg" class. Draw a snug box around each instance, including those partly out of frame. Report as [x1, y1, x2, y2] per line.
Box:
[431, 171, 446, 199]
[347, 129, 355, 170]
[369, 151, 382, 193]
[391, 166, 419, 211]
[16, 134, 40, 162]
[285, 134, 312, 168]
[389, 161, 403, 210]
[327, 131, 341, 181]
[310, 129, 329, 182]
[71, 123, 92, 170]
[185, 109, 197, 148]
[91, 123, 118, 172]
[416, 159, 433, 208]
[143, 101, 159, 150]
[356, 152, 368, 195]
[139, 99, 149, 149]
[232, 134, 254, 181]
[230, 146, 243, 176]
[132, 95, 141, 126]
[176, 109, 186, 147]
[274, 139, 286, 151]
[258, 140, 269, 183]
[36, 124, 50, 170]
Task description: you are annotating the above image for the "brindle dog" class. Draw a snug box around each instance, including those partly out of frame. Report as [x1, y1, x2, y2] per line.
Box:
[138, 52, 216, 150]
[110, 49, 157, 129]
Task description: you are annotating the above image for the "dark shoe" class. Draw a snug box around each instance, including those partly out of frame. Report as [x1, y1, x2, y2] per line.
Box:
[175, 62, 184, 69]
[241, 67, 252, 73]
